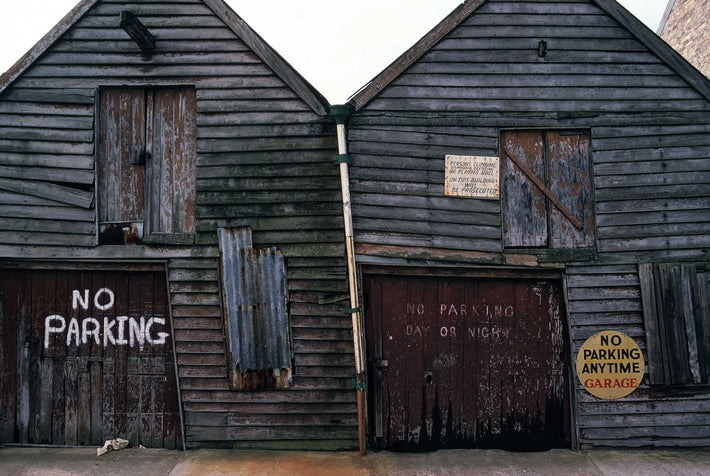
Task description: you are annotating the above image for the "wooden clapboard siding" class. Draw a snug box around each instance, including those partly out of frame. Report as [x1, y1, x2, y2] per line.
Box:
[0, 0, 331, 248]
[0, 0, 351, 450]
[168, 255, 353, 448]
[348, 0, 710, 449]
[593, 125, 710, 257]
[349, 124, 500, 252]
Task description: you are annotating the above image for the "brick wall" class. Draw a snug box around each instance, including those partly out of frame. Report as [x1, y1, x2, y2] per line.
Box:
[659, 0, 710, 77]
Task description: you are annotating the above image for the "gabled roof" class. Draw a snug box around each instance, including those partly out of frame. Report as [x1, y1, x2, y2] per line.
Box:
[0, 0, 329, 115]
[349, 0, 710, 109]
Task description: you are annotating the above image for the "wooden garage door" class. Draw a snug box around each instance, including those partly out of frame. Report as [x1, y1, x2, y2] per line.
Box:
[0, 267, 181, 448]
[365, 274, 570, 451]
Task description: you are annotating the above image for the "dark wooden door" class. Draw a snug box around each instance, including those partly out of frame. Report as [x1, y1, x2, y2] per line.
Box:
[365, 275, 570, 451]
[0, 267, 181, 448]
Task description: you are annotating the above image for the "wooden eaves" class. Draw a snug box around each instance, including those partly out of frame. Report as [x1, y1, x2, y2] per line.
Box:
[0, 0, 330, 115]
[349, 0, 710, 110]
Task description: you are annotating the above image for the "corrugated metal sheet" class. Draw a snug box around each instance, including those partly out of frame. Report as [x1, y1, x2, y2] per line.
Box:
[218, 227, 291, 391]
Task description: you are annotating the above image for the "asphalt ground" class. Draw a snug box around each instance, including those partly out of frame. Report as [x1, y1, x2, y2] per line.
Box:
[1, 446, 709, 475]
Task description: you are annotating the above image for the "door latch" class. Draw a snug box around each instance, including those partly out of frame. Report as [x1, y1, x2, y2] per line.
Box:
[375, 359, 388, 370]
[130, 145, 147, 165]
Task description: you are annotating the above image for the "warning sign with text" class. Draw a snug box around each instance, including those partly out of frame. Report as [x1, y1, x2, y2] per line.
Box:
[576, 331, 645, 400]
[444, 155, 499, 199]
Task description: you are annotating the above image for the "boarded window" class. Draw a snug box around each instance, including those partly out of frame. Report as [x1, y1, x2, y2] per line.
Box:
[218, 228, 292, 391]
[98, 87, 196, 245]
[640, 263, 710, 385]
[501, 130, 594, 248]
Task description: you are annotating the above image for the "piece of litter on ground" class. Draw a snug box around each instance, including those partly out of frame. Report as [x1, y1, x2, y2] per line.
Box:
[97, 438, 130, 457]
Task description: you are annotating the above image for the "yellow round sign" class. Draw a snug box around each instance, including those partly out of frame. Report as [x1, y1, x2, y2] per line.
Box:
[576, 331, 644, 400]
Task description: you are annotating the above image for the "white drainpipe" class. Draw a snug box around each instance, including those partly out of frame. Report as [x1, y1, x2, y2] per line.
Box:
[330, 104, 366, 455]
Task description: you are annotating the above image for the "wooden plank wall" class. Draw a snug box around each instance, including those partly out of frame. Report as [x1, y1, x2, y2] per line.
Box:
[0, 0, 355, 449]
[349, 0, 710, 447]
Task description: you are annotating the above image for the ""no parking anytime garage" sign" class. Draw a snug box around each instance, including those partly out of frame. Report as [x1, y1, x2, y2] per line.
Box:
[576, 330, 645, 400]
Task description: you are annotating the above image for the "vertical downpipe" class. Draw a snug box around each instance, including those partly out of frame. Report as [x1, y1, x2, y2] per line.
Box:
[330, 105, 366, 455]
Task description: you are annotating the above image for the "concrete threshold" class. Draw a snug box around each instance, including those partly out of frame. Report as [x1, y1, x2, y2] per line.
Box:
[1, 446, 709, 476]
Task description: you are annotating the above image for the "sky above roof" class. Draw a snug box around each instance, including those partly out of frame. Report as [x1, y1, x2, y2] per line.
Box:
[0, 0, 670, 103]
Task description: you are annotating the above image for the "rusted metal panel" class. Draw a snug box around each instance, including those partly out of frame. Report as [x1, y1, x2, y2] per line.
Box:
[0, 267, 181, 448]
[98, 87, 196, 245]
[365, 274, 570, 451]
[218, 228, 292, 391]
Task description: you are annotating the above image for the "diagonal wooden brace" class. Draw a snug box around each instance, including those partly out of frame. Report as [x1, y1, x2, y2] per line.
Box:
[504, 148, 584, 231]
[120, 11, 156, 53]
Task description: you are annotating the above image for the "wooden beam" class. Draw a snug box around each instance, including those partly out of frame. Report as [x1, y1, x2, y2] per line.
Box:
[119, 11, 156, 53]
[639, 263, 665, 385]
[503, 148, 584, 231]
[0, 245, 219, 260]
[355, 242, 541, 267]
[0, 177, 93, 209]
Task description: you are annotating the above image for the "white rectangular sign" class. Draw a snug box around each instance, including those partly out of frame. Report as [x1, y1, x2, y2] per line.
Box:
[444, 155, 500, 198]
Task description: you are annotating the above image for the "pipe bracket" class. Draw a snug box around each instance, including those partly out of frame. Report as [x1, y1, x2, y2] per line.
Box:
[333, 154, 353, 165]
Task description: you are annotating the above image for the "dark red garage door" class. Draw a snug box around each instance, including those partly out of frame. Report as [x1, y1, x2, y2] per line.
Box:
[0, 266, 181, 448]
[365, 274, 570, 451]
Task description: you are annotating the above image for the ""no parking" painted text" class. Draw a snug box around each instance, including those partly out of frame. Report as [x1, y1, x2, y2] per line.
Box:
[44, 288, 169, 350]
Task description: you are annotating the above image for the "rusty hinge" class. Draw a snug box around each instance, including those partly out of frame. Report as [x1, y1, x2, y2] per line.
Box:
[503, 148, 584, 231]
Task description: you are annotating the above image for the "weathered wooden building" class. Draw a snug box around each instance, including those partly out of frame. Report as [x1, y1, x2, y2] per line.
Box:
[0, 0, 357, 450]
[341, 0, 710, 450]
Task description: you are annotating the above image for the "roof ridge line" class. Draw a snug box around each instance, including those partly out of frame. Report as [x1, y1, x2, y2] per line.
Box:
[350, 0, 485, 110]
[0, 0, 331, 115]
[349, 0, 710, 110]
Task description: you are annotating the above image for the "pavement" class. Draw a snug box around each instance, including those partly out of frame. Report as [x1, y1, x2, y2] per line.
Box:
[1, 446, 709, 475]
